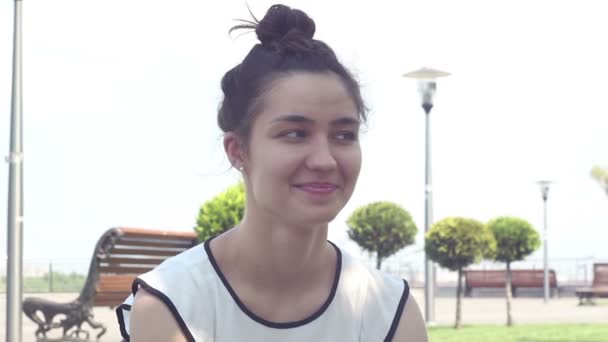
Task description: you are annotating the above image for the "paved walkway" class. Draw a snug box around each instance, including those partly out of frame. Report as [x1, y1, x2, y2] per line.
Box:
[1, 290, 606, 341]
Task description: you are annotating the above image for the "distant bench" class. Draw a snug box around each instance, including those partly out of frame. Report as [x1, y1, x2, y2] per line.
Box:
[464, 269, 558, 297]
[22, 227, 198, 340]
[575, 263, 608, 305]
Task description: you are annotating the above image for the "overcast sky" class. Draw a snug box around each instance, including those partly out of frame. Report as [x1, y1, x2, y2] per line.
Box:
[1, 0, 607, 270]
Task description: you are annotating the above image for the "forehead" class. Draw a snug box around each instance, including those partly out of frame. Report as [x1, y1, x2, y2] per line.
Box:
[257, 72, 358, 123]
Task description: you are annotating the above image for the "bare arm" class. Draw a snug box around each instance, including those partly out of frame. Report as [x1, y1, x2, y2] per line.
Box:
[130, 288, 188, 342]
[392, 295, 428, 342]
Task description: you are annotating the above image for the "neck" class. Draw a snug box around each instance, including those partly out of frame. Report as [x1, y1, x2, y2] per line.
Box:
[220, 213, 334, 292]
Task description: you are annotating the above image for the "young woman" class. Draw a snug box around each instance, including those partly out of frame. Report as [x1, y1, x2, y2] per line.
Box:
[117, 4, 427, 341]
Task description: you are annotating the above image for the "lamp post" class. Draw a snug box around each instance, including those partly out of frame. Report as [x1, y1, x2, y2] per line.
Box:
[537, 180, 552, 303]
[6, 0, 24, 341]
[403, 67, 450, 323]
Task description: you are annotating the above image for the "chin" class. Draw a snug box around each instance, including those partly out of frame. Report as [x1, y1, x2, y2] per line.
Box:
[276, 197, 346, 227]
[297, 206, 342, 226]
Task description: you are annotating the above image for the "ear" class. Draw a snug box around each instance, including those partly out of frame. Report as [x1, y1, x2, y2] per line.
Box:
[223, 132, 246, 170]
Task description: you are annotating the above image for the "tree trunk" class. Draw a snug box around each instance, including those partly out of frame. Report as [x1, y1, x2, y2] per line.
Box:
[455, 267, 463, 329]
[506, 262, 513, 326]
[376, 253, 382, 270]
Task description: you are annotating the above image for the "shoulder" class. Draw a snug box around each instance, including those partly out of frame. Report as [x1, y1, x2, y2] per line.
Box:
[117, 242, 217, 342]
[149, 242, 210, 275]
[137, 242, 214, 292]
[340, 252, 425, 341]
[390, 294, 428, 342]
[341, 252, 406, 304]
[130, 288, 190, 342]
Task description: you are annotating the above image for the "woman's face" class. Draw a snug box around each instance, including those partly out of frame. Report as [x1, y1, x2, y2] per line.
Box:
[241, 72, 362, 227]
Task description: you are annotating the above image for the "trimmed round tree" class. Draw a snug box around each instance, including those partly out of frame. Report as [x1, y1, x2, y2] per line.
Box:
[487, 216, 540, 326]
[195, 182, 245, 242]
[347, 201, 417, 270]
[425, 217, 496, 329]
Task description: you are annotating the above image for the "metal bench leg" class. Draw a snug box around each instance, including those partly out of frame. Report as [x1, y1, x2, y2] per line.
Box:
[86, 314, 108, 340]
[581, 294, 596, 306]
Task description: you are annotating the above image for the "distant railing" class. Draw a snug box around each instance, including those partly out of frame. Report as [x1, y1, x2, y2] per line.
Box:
[0, 259, 88, 293]
[2, 254, 606, 293]
[363, 251, 608, 288]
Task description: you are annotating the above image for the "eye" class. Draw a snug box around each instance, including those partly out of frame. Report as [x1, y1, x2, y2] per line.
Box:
[335, 131, 358, 141]
[282, 129, 307, 140]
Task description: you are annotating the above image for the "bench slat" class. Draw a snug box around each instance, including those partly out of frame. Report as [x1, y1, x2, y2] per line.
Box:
[464, 270, 557, 288]
[97, 274, 136, 289]
[115, 239, 194, 249]
[109, 247, 188, 257]
[119, 227, 197, 240]
[99, 274, 138, 282]
[97, 278, 135, 290]
[593, 263, 608, 287]
[94, 293, 132, 307]
[102, 257, 167, 265]
[98, 283, 133, 292]
[99, 265, 155, 274]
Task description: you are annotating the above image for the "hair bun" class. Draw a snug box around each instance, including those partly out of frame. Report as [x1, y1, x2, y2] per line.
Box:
[256, 4, 316, 46]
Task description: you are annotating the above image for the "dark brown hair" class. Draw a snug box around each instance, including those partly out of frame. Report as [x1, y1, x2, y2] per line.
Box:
[217, 4, 367, 145]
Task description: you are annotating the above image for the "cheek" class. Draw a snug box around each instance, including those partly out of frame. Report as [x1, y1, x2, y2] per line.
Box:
[249, 144, 299, 179]
[340, 147, 362, 180]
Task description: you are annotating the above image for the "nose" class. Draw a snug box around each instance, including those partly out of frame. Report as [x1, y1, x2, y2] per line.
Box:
[305, 136, 337, 172]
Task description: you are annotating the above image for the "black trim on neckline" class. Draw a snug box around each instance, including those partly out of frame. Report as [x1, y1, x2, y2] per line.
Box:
[384, 279, 410, 342]
[204, 236, 342, 329]
[125, 278, 197, 342]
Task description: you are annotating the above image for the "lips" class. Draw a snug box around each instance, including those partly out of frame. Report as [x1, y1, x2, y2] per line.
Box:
[294, 182, 338, 194]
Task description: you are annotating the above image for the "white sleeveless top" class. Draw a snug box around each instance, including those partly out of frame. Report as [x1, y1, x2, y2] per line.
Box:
[116, 239, 409, 342]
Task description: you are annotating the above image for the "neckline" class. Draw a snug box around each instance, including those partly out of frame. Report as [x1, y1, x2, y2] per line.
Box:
[204, 235, 342, 329]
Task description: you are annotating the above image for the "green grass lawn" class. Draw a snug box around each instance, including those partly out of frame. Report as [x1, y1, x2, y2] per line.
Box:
[0, 272, 86, 293]
[429, 324, 608, 342]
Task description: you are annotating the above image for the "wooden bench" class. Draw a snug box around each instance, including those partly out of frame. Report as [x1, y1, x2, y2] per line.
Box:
[22, 227, 198, 340]
[575, 263, 608, 305]
[463, 269, 558, 297]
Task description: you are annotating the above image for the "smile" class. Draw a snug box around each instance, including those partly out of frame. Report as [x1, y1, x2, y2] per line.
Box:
[294, 183, 338, 195]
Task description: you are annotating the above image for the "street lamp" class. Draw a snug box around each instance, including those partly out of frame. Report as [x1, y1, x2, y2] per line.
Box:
[537, 180, 552, 303]
[6, 0, 24, 341]
[403, 67, 450, 323]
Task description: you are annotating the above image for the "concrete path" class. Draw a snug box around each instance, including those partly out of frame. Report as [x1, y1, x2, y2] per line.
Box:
[0, 290, 605, 341]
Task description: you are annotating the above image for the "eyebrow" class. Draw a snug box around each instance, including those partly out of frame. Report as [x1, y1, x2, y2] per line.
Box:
[271, 114, 360, 125]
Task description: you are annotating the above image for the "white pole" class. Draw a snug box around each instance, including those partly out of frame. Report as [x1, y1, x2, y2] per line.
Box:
[537, 180, 551, 303]
[403, 68, 449, 324]
[543, 195, 549, 302]
[6, 0, 24, 341]
[423, 103, 435, 323]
